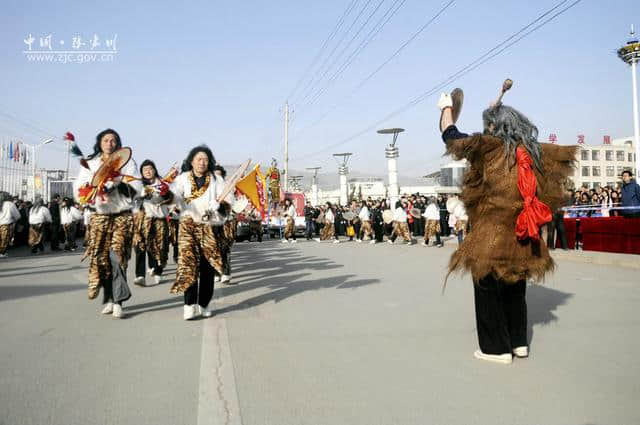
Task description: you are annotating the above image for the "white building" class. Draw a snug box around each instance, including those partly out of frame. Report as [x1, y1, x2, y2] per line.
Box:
[571, 136, 636, 189]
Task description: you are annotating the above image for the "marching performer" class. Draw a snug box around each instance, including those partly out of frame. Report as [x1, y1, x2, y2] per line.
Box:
[357, 200, 372, 242]
[28, 197, 52, 254]
[60, 197, 83, 251]
[388, 200, 413, 245]
[214, 165, 235, 284]
[282, 198, 297, 243]
[170, 145, 229, 320]
[437, 81, 576, 363]
[248, 207, 263, 242]
[0, 192, 20, 258]
[422, 197, 442, 247]
[452, 202, 468, 245]
[316, 203, 338, 243]
[74, 128, 142, 319]
[133, 160, 173, 286]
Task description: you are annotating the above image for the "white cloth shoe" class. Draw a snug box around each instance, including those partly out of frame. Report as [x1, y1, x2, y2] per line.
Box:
[201, 305, 215, 318]
[473, 350, 512, 364]
[0, 253, 8, 258]
[101, 302, 114, 315]
[221, 275, 232, 284]
[214, 275, 221, 283]
[369, 240, 376, 244]
[314, 238, 321, 243]
[512, 346, 529, 358]
[153, 275, 162, 285]
[281, 239, 289, 244]
[356, 239, 362, 243]
[333, 239, 340, 244]
[112, 304, 123, 319]
[291, 239, 297, 243]
[134, 276, 145, 287]
[387, 240, 393, 245]
[183, 305, 199, 320]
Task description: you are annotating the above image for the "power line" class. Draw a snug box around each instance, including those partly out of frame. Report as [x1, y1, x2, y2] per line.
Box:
[292, 0, 582, 162]
[296, 0, 376, 105]
[286, 0, 360, 102]
[302, 0, 408, 109]
[292, 0, 455, 138]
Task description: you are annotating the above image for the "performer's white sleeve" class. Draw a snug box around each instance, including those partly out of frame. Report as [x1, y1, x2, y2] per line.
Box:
[74, 165, 93, 200]
[170, 174, 187, 211]
[123, 159, 142, 195]
[10, 203, 20, 222]
[44, 208, 52, 223]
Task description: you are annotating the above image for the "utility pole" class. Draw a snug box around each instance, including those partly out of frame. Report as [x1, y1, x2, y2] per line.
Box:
[284, 102, 289, 192]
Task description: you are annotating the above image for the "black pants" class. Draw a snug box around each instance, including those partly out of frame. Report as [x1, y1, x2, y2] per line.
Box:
[546, 212, 567, 249]
[218, 246, 232, 276]
[50, 222, 61, 250]
[184, 254, 214, 307]
[473, 276, 527, 355]
[135, 248, 163, 277]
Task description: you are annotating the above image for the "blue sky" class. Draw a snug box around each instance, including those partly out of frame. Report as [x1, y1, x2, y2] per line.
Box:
[0, 0, 638, 180]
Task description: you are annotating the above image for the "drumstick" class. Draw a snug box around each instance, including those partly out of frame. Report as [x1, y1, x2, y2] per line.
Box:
[492, 78, 513, 107]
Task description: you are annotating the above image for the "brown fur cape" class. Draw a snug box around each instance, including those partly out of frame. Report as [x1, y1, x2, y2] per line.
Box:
[445, 134, 577, 284]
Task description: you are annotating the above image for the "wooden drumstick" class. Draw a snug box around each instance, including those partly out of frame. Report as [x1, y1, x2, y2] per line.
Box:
[493, 78, 513, 107]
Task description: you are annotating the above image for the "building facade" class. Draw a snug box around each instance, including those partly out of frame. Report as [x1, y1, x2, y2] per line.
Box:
[571, 136, 636, 189]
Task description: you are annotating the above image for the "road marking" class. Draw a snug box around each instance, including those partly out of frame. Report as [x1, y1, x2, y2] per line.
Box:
[197, 315, 242, 425]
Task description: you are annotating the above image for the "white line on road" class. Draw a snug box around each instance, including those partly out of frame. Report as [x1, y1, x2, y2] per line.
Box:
[197, 315, 242, 425]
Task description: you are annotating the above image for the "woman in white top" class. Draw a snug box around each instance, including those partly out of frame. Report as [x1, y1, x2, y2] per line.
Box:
[28, 197, 52, 253]
[422, 197, 443, 247]
[316, 203, 338, 243]
[453, 202, 468, 245]
[282, 198, 297, 243]
[60, 197, 83, 251]
[170, 145, 230, 321]
[389, 200, 413, 245]
[0, 191, 21, 258]
[74, 128, 142, 318]
[133, 160, 173, 287]
[357, 200, 372, 242]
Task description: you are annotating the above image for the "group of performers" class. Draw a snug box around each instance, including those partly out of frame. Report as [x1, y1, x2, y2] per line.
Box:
[72, 130, 238, 320]
[35, 78, 574, 366]
[296, 197, 467, 247]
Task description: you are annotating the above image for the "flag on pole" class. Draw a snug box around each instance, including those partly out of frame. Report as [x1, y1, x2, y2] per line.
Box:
[603, 135, 611, 144]
[14, 142, 20, 162]
[9, 141, 13, 160]
[0, 141, 4, 160]
[577, 134, 585, 144]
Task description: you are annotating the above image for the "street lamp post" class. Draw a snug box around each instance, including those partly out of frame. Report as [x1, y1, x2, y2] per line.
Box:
[21, 138, 54, 201]
[377, 128, 404, 206]
[617, 25, 640, 177]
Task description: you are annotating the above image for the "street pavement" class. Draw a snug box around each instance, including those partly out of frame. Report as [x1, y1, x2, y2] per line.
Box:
[0, 238, 638, 425]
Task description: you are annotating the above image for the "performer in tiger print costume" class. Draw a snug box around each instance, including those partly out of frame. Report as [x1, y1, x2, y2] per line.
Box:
[133, 160, 173, 287]
[74, 129, 141, 319]
[170, 146, 232, 321]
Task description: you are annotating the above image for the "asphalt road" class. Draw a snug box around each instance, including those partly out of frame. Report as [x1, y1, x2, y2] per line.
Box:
[0, 238, 638, 425]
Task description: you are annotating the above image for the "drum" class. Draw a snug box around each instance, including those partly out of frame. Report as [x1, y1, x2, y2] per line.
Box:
[342, 211, 355, 221]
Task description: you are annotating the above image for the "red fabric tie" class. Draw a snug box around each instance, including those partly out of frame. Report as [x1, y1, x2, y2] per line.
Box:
[515, 147, 551, 241]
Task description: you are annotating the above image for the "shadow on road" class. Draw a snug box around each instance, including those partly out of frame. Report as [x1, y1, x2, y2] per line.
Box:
[527, 284, 573, 345]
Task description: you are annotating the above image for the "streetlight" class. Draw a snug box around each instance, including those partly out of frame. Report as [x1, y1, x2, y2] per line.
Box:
[21, 138, 54, 200]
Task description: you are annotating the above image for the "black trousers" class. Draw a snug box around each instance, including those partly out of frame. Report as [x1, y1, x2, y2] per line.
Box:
[50, 222, 61, 249]
[184, 254, 214, 307]
[473, 276, 527, 355]
[135, 248, 163, 277]
[546, 212, 567, 249]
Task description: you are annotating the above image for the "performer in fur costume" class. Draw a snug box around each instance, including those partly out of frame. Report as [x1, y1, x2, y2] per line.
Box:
[437, 80, 576, 364]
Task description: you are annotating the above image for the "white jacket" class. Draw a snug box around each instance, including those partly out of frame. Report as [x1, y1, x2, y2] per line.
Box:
[453, 203, 468, 221]
[171, 172, 232, 225]
[0, 201, 21, 225]
[29, 206, 52, 225]
[358, 206, 370, 221]
[141, 178, 169, 219]
[74, 155, 142, 214]
[285, 205, 296, 219]
[61, 206, 83, 225]
[324, 209, 335, 223]
[423, 204, 440, 221]
[393, 207, 407, 222]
